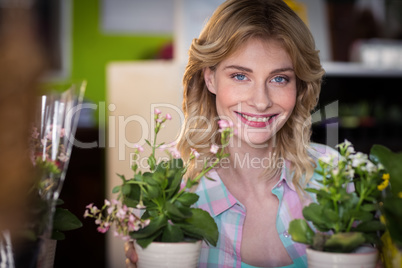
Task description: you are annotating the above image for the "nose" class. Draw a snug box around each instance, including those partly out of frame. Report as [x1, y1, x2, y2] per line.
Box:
[249, 82, 272, 111]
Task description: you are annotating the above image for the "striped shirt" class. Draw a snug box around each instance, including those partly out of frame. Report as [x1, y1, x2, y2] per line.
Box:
[194, 143, 338, 268]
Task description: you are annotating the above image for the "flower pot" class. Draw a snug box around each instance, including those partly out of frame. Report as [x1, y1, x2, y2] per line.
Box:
[306, 246, 379, 268]
[133, 240, 202, 268]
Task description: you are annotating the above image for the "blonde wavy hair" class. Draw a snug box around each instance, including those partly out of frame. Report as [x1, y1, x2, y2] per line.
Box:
[177, 0, 325, 194]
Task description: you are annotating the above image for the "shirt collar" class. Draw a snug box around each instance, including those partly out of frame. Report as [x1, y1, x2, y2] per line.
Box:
[278, 160, 297, 192]
[194, 169, 238, 217]
[195, 161, 297, 217]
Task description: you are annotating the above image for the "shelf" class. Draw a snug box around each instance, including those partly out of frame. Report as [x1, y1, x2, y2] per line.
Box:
[322, 62, 402, 77]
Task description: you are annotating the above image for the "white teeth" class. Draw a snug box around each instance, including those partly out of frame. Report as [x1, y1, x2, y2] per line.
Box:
[241, 114, 273, 122]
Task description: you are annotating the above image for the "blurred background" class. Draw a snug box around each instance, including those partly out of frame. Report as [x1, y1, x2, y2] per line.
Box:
[1, 0, 402, 267]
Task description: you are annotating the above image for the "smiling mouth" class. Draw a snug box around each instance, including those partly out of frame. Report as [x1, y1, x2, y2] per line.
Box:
[237, 112, 277, 122]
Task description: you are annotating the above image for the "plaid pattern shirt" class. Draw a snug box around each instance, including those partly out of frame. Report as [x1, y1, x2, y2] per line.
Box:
[194, 143, 337, 268]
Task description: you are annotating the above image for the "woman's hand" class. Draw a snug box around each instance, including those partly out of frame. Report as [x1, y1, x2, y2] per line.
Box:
[125, 241, 138, 268]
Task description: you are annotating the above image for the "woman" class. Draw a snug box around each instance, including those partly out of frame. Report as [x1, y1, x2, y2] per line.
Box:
[126, 0, 335, 267]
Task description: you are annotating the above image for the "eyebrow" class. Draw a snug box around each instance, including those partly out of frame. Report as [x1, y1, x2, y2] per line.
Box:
[223, 65, 294, 75]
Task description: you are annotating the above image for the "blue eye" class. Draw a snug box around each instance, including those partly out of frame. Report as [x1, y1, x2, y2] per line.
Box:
[272, 76, 288, 83]
[233, 74, 247, 81]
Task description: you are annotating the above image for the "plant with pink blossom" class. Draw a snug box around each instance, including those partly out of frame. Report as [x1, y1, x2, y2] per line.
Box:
[85, 110, 233, 248]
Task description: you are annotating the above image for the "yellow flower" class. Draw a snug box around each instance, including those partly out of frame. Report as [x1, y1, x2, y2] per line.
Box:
[382, 173, 390, 180]
[398, 192, 402, 198]
[378, 179, 389, 191]
[380, 215, 386, 224]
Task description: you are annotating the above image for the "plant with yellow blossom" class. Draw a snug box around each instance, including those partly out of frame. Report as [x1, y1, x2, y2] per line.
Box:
[289, 140, 386, 253]
[370, 145, 402, 266]
[378, 173, 390, 191]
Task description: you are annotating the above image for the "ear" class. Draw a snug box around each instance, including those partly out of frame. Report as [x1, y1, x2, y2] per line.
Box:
[203, 67, 216, 94]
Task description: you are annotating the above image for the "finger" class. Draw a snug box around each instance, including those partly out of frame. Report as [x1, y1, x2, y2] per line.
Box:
[124, 241, 138, 263]
[125, 258, 137, 268]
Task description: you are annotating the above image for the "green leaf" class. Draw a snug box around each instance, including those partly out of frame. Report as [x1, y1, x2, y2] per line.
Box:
[125, 184, 141, 204]
[305, 188, 319, 194]
[145, 139, 151, 147]
[116, 173, 126, 181]
[352, 220, 385, 232]
[122, 196, 139, 208]
[324, 232, 365, 253]
[350, 210, 373, 222]
[165, 172, 182, 199]
[51, 230, 65, 240]
[135, 229, 163, 249]
[174, 208, 218, 246]
[175, 192, 199, 207]
[205, 176, 216, 182]
[122, 184, 131, 195]
[370, 145, 402, 195]
[131, 214, 167, 240]
[112, 185, 121, 194]
[382, 197, 402, 245]
[161, 223, 184, 242]
[145, 184, 161, 199]
[148, 155, 156, 170]
[360, 203, 378, 212]
[52, 208, 83, 232]
[165, 202, 192, 221]
[170, 158, 184, 169]
[302, 203, 332, 232]
[288, 219, 314, 245]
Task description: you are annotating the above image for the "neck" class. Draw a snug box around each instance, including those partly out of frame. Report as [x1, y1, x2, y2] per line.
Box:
[217, 142, 280, 193]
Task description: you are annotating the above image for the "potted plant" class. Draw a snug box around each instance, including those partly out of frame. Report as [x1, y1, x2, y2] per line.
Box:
[288, 140, 386, 267]
[370, 145, 402, 268]
[10, 84, 85, 268]
[84, 110, 233, 267]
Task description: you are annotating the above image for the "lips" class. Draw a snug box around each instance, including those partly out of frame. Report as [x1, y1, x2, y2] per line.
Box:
[236, 112, 278, 127]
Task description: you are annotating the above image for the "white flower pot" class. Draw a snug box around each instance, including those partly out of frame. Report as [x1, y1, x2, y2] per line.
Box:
[306, 246, 379, 268]
[134, 240, 202, 268]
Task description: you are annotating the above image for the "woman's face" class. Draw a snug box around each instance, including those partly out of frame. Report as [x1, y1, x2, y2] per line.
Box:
[204, 38, 297, 148]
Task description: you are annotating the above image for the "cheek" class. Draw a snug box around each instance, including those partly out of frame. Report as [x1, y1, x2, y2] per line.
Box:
[276, 88, 297, 111]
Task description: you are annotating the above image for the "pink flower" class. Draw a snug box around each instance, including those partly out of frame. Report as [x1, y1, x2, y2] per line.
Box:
[169, 147, 181, 159]
[154, 108, 162, 115]
[86, 203, 94, 209]
[210, 144, 219, 154]
[83, 210, 90, 218]
[97, 226, 110, 233]
[104, 199, 111, 206]
[159, 141, 176, 150]
[191, 148, 200, 159]
[107, 206, 114, 215]
[116, 208, 126, 219]
[166, 113, 172, 120]
[134, 144, 144, 152]
[41, 138, 47, 147]
[46, 131, 53, 140]
[32, 127, 39, 139]
[58, 153, 68, 162]
[218, 120, 233, 129]
[142, 219, 151, 228]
